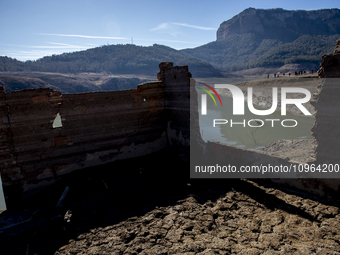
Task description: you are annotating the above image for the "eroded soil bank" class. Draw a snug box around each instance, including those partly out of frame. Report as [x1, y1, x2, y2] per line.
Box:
[261, 139, 316, 163]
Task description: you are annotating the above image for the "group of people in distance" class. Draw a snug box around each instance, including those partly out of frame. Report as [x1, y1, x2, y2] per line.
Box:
[267, 69, 314, 78]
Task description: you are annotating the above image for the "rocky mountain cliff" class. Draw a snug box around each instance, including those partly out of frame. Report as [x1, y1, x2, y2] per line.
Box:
[217, 8, 340, 42]
[181, 8, 340, 73]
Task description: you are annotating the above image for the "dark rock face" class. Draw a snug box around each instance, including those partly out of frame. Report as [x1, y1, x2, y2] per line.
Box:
[217, 8, 265, 40]
[217, 8, 340, 41]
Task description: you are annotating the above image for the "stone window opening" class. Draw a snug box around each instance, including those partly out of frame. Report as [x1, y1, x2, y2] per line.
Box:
[52, 113, 63, 128]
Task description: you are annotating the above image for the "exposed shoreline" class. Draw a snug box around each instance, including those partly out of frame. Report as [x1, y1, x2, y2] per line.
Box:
[197, 76, 319, 162]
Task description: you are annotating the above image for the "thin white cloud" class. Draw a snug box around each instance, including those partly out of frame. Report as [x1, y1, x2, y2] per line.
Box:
[1, 42, 95, 61]
[37, 33, 128, 40]
[150, 22, 216, 33]
[85, 43, 100, 46]
[150, 23, 172, 31]
[137, 38, 201, 44]
[150, 23, 181, 36]
[46, 42, 74, 46]
[29, 45, 89, 49]
[48, 42, 101, 47]
[1, 42, 92, 50]
[172, 22, 216, 31]
[5, 50, 64, 61]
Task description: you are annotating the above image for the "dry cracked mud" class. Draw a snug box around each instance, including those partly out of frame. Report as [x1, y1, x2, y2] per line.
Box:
[1, 151, 339, 255]
[54, 179, 340, 255]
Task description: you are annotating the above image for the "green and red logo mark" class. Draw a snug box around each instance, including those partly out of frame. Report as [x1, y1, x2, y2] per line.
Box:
[198, 82, 222, 115]
[199, 82, 222, 106]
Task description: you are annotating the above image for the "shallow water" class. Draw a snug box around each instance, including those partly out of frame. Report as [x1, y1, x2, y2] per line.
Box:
[196, 87, 314, 149]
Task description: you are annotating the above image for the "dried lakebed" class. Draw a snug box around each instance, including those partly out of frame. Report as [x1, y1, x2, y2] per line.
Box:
[1, 159, 339, 255]
[197, 76, 318, 149]
[55, 179, 340, 255]
[1, 76, 337, 254]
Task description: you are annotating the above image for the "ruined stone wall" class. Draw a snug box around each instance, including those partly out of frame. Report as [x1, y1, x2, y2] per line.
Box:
[158, 62, 191, 160]
[3, 43, 340, 208]
[0, 64, 192, 208]
[313, 39, 340, 163]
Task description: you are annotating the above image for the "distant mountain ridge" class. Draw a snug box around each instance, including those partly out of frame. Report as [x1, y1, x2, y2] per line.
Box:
[0, 44, 222, 78]
[217, 8, 340, 41]
[181, 8, 340, 72]
[1, 8, 339, 79]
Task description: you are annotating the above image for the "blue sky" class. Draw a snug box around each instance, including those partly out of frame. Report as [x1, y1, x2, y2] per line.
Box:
[0, 0, 339, 61]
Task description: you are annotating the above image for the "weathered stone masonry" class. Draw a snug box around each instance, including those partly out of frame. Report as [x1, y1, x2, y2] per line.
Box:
[0, 63, 191, 208]
[2, 41, 340, 208]
[313, 39, 340, 163]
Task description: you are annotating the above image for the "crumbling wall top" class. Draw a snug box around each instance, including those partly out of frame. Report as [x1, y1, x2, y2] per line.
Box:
[318, 40, 340, 78]
[334, 39, 340, 54]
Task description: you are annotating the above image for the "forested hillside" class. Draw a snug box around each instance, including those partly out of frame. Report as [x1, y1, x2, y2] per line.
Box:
[181, 34, 338, 71]
[0, 44, 222, 78]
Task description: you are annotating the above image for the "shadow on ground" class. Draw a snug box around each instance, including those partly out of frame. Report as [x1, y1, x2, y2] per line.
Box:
[0, 150, 338, 254]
